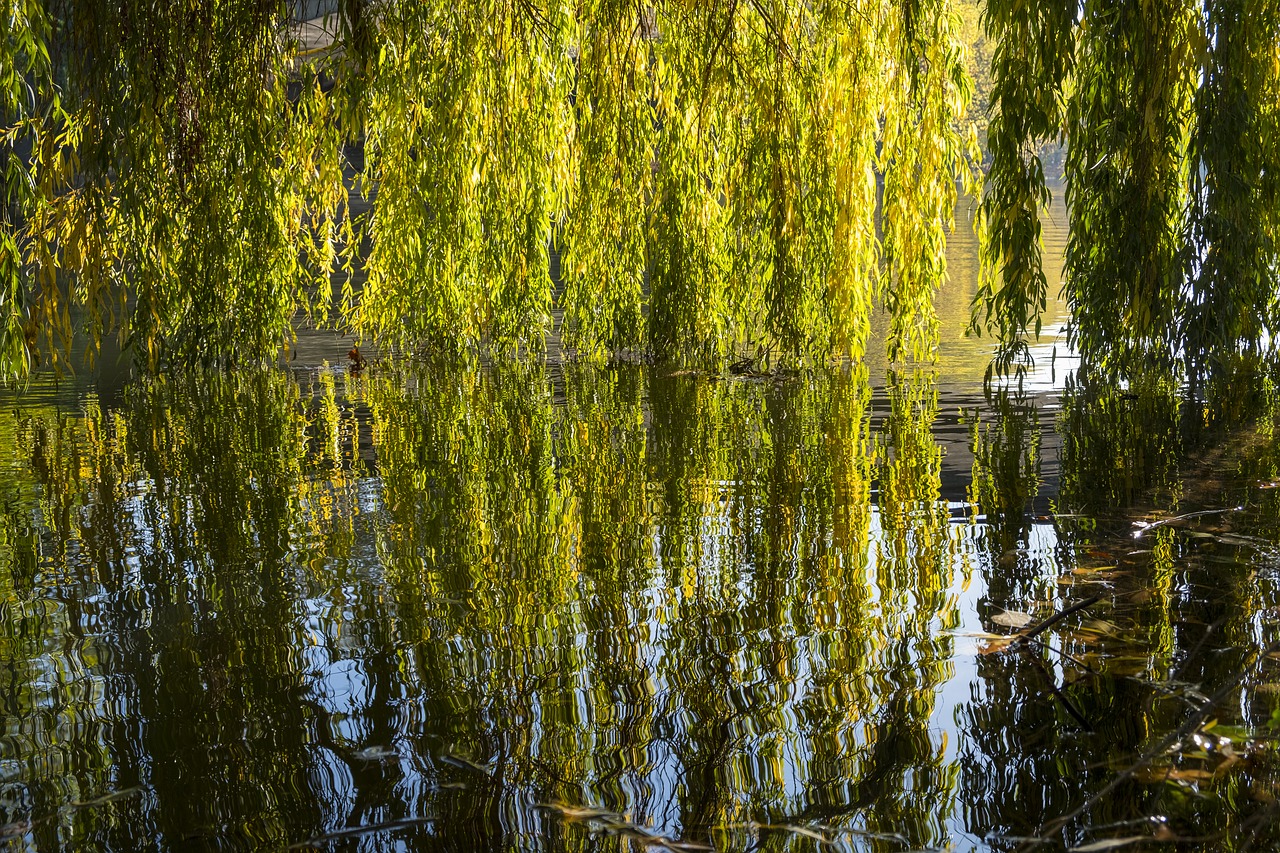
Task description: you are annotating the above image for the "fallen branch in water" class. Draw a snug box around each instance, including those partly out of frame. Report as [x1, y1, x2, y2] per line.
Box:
[727, 820, 911, 846]
[1012, 595, 1103, 649]
[285, 816, 437, 849]
[1021, 635, 1280, 851]
[1132, 506, 1242, 539]
[539, 801, 713, 852]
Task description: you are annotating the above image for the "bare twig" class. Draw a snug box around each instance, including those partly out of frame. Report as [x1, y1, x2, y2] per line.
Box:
[286, 816, 437, 849]
[1011, 595, 1103, 648]
[1020, 636, 1280, 850]
[1021, 647, 1094, 732]
[1132, 506, 1242, 539]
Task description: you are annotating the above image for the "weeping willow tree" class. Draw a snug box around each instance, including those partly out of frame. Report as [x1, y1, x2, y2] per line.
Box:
[977, 0, 1280, 380]
[3, 0, 348, 378]
[0, 0, 975, 375]
[1, 0, 1279, 378]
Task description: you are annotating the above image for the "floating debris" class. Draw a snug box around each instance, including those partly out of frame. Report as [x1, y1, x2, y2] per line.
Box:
[991, 609, 1035, 628]
[539, 801, 713, 851]
[354, 745, 398, 762]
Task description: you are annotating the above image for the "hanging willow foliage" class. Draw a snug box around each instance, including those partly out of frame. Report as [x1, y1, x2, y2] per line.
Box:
[970, 0, 1073, 374]
[0, 0, 974, 376]
[1, 0, 1279, 378]
[16, 0, 349, 372]
[1182, 0, 1280, 379]
[975, 0, 1280, 382]
[1064, 0, 1201, 378]
[1, 0, 55, 383]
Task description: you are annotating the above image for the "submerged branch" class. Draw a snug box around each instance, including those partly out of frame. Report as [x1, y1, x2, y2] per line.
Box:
[1024, 636, 1280, 850]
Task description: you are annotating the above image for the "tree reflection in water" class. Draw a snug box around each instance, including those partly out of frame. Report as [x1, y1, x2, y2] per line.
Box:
[3, 365, 1280, 850]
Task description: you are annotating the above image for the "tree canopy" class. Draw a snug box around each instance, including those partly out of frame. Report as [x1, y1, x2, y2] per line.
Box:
[1, 0, 1278, 380]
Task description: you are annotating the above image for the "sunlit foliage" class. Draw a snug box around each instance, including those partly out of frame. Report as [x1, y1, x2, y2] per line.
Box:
[970, 0, 1280, 379]
[1, 0, 1279, 377]
[1182, 0, 1280, 379]
[2, 0, 977, 375]
[969, 0, 1072, 373]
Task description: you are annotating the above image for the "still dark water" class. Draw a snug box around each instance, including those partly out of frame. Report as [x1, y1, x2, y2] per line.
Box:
[6, 214, 1280, 852]
[4, 358, 1280, 853]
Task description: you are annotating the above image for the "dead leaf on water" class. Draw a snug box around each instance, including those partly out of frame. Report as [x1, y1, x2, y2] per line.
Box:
[1105, 657, 1153, 676]
[1071, 566, 1119, 580]
[1133, 765, 1216, 784]
[1216, 533, 1265, 547]
[1070, 837, 1152, 852]
[978, 637, 1017, 655]
[1213, 754, 1241, 777]
[541, 802, 618, 821]
[750, 823, 831, 843]
[991, 610, 1034, 628]
[354, 746, 397, 761]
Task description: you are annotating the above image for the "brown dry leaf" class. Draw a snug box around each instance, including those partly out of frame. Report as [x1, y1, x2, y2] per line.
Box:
[978, 637, 1017, 655]
[1071, 566, 1118, 581]
[991, 610, 1034, 628]
[1133, 765, 1215, 784]
[655, 838, 714, 852]
[752, 824, 830, 843]
[1212, 754, 1241, 778]
[543, 802, 618, 821]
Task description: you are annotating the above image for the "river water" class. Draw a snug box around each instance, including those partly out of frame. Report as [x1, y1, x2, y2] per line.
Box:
[4, 204, 1280, 852]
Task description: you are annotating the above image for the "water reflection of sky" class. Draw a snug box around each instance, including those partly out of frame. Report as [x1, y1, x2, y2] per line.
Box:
[8, 194, 1280, 851]
[272, 474, 1065, 849]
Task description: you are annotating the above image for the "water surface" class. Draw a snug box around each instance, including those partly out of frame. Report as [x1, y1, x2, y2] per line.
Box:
[5, 208, 1280, 852]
